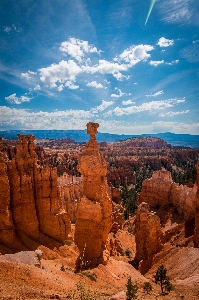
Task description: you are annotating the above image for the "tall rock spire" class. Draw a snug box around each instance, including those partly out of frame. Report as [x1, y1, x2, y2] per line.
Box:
[75, 122, 112, 269]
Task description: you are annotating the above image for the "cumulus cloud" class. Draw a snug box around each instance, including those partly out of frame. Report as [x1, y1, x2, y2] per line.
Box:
[83, 59, 128, 76]
[159, 110, 189, 117]
[122, 100, 135, 105]
[5, 93, 33, 104]
[39, 60, 81, 88]
[21, 70, 37, 80]
[149, 60, 165, 67]
[115, 44, 154, 65]
[65, 81, 79, 89]
[157, 37, 174, 47]
[146, 90, 164, 97]
[87, 81, 104, 88]
[34, 84, 41, 91]
[59, 37, 101, 62]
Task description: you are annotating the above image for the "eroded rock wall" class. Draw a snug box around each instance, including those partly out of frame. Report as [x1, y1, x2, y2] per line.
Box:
[194, 161, 199, 246]
[138, 169, 197, 219]
[0, 135, 71, 248]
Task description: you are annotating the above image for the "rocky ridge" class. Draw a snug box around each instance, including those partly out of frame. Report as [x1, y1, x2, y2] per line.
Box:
[0, 135, 71, 253]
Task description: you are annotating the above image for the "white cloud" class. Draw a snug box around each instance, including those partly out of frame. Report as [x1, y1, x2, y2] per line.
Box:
[12, 24, 22, 32]
[57, 84, 64, 92]
[0, 106, 93, 130]
[115, 44, 154, 66]
[113, 73, 131, 81]
[87, 81, 104, 88]
[83, 59, 128, 76]
[165, 60, 179, 65]
[157, 37, 174, 47]
[3, 26, 12, 34]
[109, 98, 185, 116]
[59, 37, 101, 62]
[65, 81, 79, 89]
[149, 60, 165, 67]
[34, 84, 41, 91]
[21, 70, 37, 80]
[159, 110, 189, 117]
[92, 100, 114, 113]
[111, 88, 125, 98]
[5, 93, 33, 105]
[146, 90, 164, 97]
[122, 100, 135, 105]
[39, 60, 81, 88]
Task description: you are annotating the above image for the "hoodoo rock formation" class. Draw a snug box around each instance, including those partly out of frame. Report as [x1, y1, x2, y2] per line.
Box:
[0, 135, 71, 251]
[74, 122, 112, 269]
[134, 202, 163, 273]
[194, 161, 199, 246]
[138, 169, 197, 220]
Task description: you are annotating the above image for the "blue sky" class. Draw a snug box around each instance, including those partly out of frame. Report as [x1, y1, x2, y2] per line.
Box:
[0, 0, 199, 134]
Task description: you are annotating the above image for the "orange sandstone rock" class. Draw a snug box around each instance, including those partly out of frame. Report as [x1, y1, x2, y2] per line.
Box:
[134, 202, 163, 273]
[194, 161, 199, 246]
[138, 169, 197, 220]
[0, 138, 14, 243]
[0, 134, 71, 249]
[74, 122, 112, 269]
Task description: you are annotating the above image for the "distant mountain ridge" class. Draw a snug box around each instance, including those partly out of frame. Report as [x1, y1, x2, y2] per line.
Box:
[0, 130, 199, 149]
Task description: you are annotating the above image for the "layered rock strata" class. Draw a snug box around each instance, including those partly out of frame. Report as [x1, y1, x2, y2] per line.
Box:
[138, 169, 197, 220]
[74, 122, 112, 269]
[0, 138, 14, 244]
[0, 135, 71, 248]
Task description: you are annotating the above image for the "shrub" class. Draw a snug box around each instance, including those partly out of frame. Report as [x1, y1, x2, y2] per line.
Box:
[125, 248, 132, 258]
[143, 282, 152, 294]
[60, 264, 65, 272]
[126, 277, 138, 299]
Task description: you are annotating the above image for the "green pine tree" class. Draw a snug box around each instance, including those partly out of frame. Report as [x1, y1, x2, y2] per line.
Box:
[154, 265, 174, 294]
[126, 277, 138, 299]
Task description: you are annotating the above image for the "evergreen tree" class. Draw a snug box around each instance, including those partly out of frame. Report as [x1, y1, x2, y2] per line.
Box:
[154, 265, 174, 294]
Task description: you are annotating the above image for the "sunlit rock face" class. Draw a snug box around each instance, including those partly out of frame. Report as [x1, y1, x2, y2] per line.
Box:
[194, 161, 199, 247]
[138, 169, 197, 220]
[134, 202, 163, 274]
[74, 122, 112, 269]
[0, 135, 71, 248]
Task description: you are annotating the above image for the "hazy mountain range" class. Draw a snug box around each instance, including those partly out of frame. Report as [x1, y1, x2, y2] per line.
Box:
[1, 130, 199, 149]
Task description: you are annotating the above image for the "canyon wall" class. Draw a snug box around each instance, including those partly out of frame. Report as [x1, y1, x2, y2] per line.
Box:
[58, 173, 83, 223]
[0, 135, 71, 249]
[138, 169, 197, 219]
[74, 123, 112, 269]
[194, 161, 199, 246]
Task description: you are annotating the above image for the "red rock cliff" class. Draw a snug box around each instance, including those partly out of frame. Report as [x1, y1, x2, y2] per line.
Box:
[138, 169, 197, 219]
[0, 135, 71, 250]
[194, 161, 199, 246]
